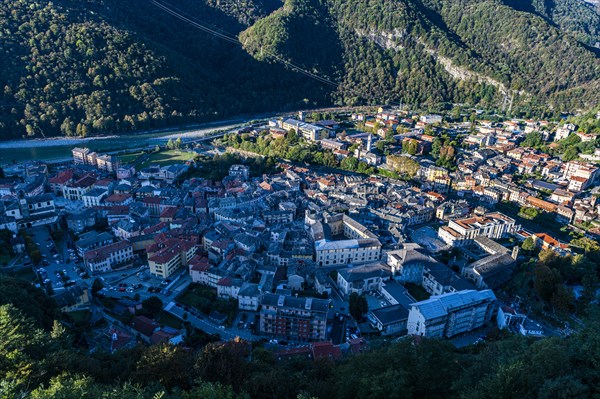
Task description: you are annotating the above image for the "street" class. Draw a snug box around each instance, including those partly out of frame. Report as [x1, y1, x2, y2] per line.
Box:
[164, 301, 256, 341]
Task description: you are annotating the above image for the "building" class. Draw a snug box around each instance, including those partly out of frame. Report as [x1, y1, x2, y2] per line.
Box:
[281, 118, 328, 141]
[6, 194, 60, 229]
[320, 139, 347, 151]
[311, 213, 382, 266]
[260, 294, 330, 342]
[461, 252, 517, 289]
[76, 231, 114, 257]
[147, 238, 198, 279]
[237, 283, 261, 311]
[72, 147, 120, 172]
[554, 123, 575, 141]
[336, 262, 392, 298]
[66, 209, 97, 233]
[228, 164, 250, 181]
[420, 115, 442, 124]
[82, 188, 108, 208]
[407, 290, 497, 338]
[96, 154, 120, 173]
[53, 284, 90, 312]
[367, 305, 409, 336]
[438, 212, 516, 247]
[72, 147, 91, 164]
[83, 240, 134, 273]
[63, 174, 97, 201]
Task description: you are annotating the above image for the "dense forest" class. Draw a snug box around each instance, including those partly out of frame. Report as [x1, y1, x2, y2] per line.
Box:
[1, 272, 600, 398]
[0, 0, 599, 140]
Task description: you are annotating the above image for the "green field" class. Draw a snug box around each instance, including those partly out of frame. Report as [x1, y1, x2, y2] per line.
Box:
[138, 150, 196, 169]
[67, 309, 91, 325]
[159, 312, 183, 329]
[118, 151, 144, 164]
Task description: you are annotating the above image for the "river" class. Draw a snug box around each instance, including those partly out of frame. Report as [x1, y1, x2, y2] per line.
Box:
[0, 120, 244, 165]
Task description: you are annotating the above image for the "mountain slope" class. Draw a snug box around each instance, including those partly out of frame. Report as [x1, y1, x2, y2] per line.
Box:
[241, 0, 600, 111]
[0, 0, 327, 139]
[502, 0, 600, 48]
[0, 0, 598, 139]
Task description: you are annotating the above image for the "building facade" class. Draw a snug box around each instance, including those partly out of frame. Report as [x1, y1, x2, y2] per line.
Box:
[407, 290, 497, 338]
[260, 294, 330, 342]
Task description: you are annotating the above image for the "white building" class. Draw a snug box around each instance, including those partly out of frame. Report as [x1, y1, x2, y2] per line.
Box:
[438, 212, 516, 247]
[407, 289, 497, 338]
[420, 115, 443, 124]
[336, 262, 391, 298]
[311, 214, 382, 266]
[229, 164, 250, 181]
[82, 188, 108, 208]
[83, 240, 133, 273]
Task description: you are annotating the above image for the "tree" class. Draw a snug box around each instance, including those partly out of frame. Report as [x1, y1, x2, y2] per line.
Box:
[522, 237, 536, 251]
[142, 296, 163, 318]
[521, 131, 544, 148]
[387, 155, 420, 178]
[563, 146, 579, 161]
[431, 137, 442, 158]
[402, 139, 418, 155]
[0, 304, 55, 390]
[519, 206, 539, 220]
[340, 156, 359, 171]
[534, 265, 561, 302]
[175, 137, 183, 150]
[131, 344, 194, 389]
[166, 138, 174, 150]
[348, 293, 368, 321]
[91, 278, 104, 296]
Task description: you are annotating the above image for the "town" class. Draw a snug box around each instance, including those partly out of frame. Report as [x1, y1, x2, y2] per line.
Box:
[0, 106, 599, 358]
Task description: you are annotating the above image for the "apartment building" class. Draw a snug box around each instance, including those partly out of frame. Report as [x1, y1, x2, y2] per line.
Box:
[337, 262, 392, 298]
[63, 174, 97, 201]
[438, 212, 516, 247]
[407, 290, 497, 338]
[147, 238, 197, 279]
[72, 147, 120, 172]
[96, 154, 120, 173]
[281, 118, 328, 141]
[311, 213, 382, 266]
[228, 164, 250, 181]
[82, 188, 108, 208]
[83, 240, 133, 273]
[260, 294, 330, 342]
[72, 147, 91, 165]
[563, 162, 599, 192]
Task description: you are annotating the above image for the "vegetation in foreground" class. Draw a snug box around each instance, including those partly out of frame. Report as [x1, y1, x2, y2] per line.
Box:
[1, 269, 600, 398]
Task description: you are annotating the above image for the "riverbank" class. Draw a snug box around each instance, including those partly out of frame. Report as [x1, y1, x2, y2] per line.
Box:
[0, 121, 245, 165]
[0, 118, 246, 150]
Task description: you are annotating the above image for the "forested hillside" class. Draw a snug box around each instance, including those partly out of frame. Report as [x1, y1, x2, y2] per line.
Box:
[0, 0, 599, 140]
[1, 273, 600, 398]
[0, 0, 326, 140]
[503, 0, 600, 47]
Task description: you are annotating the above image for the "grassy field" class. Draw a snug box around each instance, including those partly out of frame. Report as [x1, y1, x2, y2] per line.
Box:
[67, 309, 91, 325]
[405, 283, 430, 301]
[177, 284, 217, 310]
[138, 150, 196, 169]
[118, 151, 144, 164]
[159, 312, 183, 329]
[177, 284, 237, 325]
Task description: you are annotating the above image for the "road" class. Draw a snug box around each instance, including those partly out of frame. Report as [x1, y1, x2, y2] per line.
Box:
[165, 301, 257, 341]
[328, 275, 349, 313]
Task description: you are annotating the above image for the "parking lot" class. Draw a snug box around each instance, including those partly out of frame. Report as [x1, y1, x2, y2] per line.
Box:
[96, 266, 192, 304]
[29, 226, 87, 293]
[409, 224, 450, 253]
